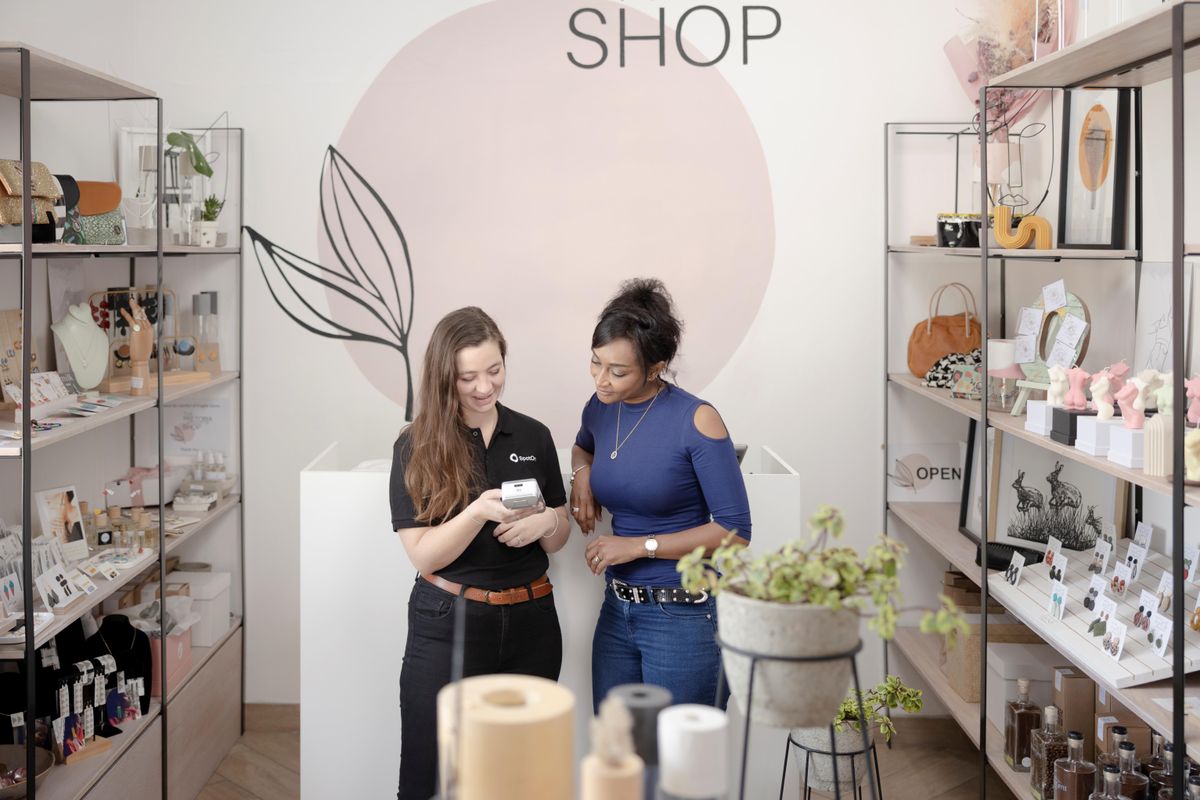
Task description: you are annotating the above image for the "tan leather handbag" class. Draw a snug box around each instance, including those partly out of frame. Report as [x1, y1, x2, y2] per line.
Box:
[908, 283, 981, 378]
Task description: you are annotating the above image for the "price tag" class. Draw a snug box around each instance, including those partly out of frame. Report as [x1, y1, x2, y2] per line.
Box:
[9, 712, 23, 729]
[83, 708, 94, 740]
[52, 716, 64, 744]
[73, 680, 83, 713]
[58, 685, 69, 717]
[1134, 521, 1154, 548]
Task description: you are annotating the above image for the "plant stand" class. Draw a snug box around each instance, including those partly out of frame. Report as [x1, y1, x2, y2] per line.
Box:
[782, 728, 883, 800]
[714, 635, 879, 800]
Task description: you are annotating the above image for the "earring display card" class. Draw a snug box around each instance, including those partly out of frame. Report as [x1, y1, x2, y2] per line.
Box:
[1045, 536, 1064, 570]
[1110, 563, 1132, 598]
[1091, 597, 1117, 638]
[1089, 539, 1113, 576]
[1047, 554, 1069, 584]
[1155, 573, 1174, 614]
[1185, 546, 1199, 584]
[1105, 619, 1128, 661]
[1149, 614, 1172, 658]
[65, 569, 96, 595]
[1135, 590, 1158, 633]
[0, 571, 20, 614]
[1006, 551, 1027, 587]
[1046, 579, 1068, 621]
[1125, 544, 1148, 582]
[1133, 521, 1154, 549]
[1084, 574, 1107, 611]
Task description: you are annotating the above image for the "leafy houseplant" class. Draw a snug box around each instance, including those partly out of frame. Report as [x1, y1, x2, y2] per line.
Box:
[677, 505, 965, 728]
[201, 195, 224, 223]
[166, 131, 213, 178]
[793, 676, 924, 793]
[194, 194, 224, 247]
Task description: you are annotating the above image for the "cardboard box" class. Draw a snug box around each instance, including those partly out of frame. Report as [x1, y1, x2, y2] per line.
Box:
[1053, 667, 1096, 760]
[986, 643, 1061, 733]
[940, 616, 1042, 703]
[1095, 715, 1151, 763]
[1096, 684, 1130, 717]
[138, 581, 190, 604]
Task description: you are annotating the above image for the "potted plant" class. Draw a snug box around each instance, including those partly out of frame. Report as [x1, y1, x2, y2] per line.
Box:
[166, 131, 214, 177]
[678, 505, 965, 728]
[193, 194, 224, 247]
[792, 675, 923, 794]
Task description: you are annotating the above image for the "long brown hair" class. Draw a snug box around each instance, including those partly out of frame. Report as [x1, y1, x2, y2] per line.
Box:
[404, 307, 507, 523]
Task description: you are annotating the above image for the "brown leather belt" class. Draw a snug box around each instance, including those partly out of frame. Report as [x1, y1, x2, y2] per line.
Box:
[422, 573, 553, 605]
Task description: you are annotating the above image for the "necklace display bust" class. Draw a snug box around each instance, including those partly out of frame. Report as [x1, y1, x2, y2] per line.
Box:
[51, 303, 109, 390]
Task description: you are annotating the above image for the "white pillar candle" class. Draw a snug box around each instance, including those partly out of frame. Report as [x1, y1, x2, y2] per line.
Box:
[657, 705, 728, 799]
[988, 339, 1016, 371]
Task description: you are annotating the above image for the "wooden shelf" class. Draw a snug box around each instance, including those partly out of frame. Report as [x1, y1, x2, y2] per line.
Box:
[0, 42, 155, 100]
[0, 372, 239, 457]
[167, 617, 242, 703]
[0, 244, 241, 258]
[992, 2, 1200, 89]
[889, 244, 1139, 260]
[0, 494, 240, 659]
[891, 628, 1021, 798]
[888, 373, 1200, 505]
[989, 538, 1200, 687]
[33, 701, 160, 800]
[888, 502, 979, 581]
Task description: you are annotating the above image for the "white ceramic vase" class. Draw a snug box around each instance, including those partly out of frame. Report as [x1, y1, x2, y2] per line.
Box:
[197, 220, 219, 247]
[715, 593, 859, 728]
[791, 725, 873, 794]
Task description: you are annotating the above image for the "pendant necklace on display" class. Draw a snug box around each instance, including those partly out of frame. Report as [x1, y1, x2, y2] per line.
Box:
[58, 316, 106, 370]
[99, 626, 135, 656]
[611, 385, 663, 460]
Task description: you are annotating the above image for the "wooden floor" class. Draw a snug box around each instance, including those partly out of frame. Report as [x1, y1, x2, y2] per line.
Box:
[199, 704, 300, 800]
[195, 712, 1011, 800]
[859, 717, 1017, 799]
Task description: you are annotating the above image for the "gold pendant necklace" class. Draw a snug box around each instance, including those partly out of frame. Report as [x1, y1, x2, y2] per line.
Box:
[611, 386, 663, 460]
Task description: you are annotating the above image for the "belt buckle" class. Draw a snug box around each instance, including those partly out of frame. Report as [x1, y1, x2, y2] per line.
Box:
[690, 589, 709, 604]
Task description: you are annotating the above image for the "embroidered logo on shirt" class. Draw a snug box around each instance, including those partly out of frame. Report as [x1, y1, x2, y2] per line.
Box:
[509, 453, 536, 463]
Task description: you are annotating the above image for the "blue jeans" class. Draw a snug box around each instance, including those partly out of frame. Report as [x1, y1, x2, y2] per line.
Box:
[591, 583, 726, 712]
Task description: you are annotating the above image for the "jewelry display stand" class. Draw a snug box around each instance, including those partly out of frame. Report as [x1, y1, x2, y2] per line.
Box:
[713, 635, 879, 800]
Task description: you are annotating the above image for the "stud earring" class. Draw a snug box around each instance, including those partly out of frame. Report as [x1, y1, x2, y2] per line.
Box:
[1135, 606, 1145, 626]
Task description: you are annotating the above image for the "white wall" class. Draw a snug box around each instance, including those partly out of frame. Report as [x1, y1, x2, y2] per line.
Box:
[6, 1, 1196, 709]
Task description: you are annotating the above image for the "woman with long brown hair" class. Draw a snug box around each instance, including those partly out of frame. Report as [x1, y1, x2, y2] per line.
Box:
[389, 307, 569, 800]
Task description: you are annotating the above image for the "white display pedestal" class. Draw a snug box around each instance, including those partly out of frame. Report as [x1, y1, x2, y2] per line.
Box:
[1026, 400, 1054, 436]
[1076, 417, 1122, 457]
[299, 441, 802, 800]
[1108, 426, 1145, 469]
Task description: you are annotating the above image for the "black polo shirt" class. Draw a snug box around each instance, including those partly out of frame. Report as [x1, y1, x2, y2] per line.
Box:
[389, 403, 567, 590]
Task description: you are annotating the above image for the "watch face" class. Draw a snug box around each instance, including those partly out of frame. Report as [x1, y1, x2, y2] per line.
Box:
[645, 538, 658, 552]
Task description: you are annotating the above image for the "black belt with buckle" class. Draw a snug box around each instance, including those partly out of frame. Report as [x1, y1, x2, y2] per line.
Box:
[609, 578, 708, 605]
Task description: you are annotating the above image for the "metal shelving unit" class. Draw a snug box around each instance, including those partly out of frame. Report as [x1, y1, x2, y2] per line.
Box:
[1, 45, 245, 800]
[885, 4, 1200, 796]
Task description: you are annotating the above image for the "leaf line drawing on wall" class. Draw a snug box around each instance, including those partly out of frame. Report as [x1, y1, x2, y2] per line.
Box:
[245, 145, 416, 418]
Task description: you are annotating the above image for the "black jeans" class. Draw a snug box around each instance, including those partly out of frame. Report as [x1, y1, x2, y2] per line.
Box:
[397, 577, 562, 800]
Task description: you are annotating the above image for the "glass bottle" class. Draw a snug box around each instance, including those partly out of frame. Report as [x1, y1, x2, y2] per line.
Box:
[1091, 764, 1133, 799]
[1150, 743, 1174, 798]
[78, 501, 97, 550]
[1120, 741, 1150, 800]
[93, 509, 111, 548]
[1033, 705, 1069, 800]
[1056, 731, 1098, 800]
[1100, 726, 1130, 771]
[1143, 735, 1165, 777]
[1007, 678, 1042, 772]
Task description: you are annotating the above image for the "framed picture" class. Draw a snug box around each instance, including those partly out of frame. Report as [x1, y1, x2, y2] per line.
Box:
[961, 426, 1127, 551]
[1133, 261, 1194, 375]
[1057, 88, 1130, 249]
[34, 486, 85, 555]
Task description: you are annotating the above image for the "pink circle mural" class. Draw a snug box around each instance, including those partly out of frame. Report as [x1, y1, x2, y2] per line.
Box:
[252, 0, 774, 441]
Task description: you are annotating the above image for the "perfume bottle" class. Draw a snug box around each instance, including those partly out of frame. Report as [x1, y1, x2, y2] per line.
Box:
[1006, 678, 1042, 771]
[1143, 735, 1166, 777]
[1150, 743, 1175, 798]
[93, 509, 112, 548]
[1100, 726, 1130, 771]
[1056, 731, 1098, 800]
[1033, 705, 1069, 800]
[1119, 741, 1150, 800]
[1091, 764, 1133, 799]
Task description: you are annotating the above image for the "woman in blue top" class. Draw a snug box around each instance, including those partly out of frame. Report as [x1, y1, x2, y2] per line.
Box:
[570, 278, 752, 709]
